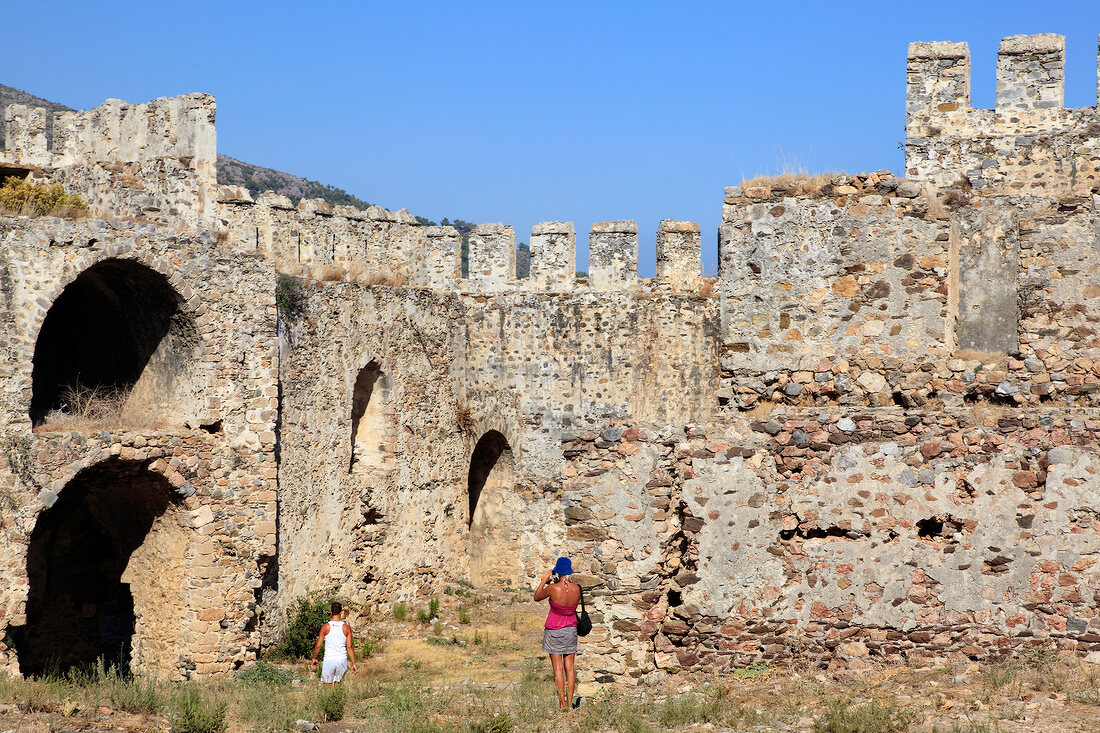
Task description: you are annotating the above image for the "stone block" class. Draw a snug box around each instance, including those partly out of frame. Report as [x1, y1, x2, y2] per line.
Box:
[655, 220, 701, 292]
[468, 223, 515, 290]
[529, 222, 575, 290]
[588, 221, 637, 289]
[957, 207, 1019, 354]
[420, 226, 462, 288]
[4, 104, 48, 158]
[996, 34, 1065, 111]
[906, 41, 970, 119]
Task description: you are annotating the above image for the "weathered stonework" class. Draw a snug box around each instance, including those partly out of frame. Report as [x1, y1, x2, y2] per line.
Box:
[905, 34, 1100, 195]
[0, 218, 277, 679]
[1, 31, 1099, 683]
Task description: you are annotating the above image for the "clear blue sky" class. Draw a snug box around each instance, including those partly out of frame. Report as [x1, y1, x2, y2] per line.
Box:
[7, 1, 1100, 274]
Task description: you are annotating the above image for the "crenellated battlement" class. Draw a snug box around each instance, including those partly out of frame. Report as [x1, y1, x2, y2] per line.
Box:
[468, 223, 517, 289]
[905, 33, 1100, 195]
[3, 94, 216, 167]
[588, 220, 638, 289]
[1, 94, 217, 226]
[529, 222, 575, 290]
[0, 93, 711, 297]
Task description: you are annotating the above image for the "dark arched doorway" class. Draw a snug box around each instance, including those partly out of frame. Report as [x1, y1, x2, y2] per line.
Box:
[30, 258, 200, 427]
[468, 431, 511, 526]
[467, 431, 521, 584]
[10, 460, 186, 677]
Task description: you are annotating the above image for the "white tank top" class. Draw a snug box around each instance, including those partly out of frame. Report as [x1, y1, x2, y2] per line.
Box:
[323, 620, 347, 662]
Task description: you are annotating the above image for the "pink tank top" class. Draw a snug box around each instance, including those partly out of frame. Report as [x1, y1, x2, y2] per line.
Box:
[545, 597, 578, 630]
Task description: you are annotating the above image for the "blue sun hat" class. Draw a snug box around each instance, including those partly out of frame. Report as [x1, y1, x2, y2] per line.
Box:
[553, 557, 574, 575]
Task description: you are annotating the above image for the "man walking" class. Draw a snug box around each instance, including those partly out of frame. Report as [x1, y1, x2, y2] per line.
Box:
[310, 602, 357, 685]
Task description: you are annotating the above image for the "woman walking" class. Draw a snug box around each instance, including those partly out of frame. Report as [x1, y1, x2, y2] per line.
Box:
[534, 556, 581, 711]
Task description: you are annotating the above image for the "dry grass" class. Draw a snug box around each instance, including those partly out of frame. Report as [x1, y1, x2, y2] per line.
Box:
[455, 403, 477, 434]
[699, 276, 718, 297]
[356, 271, 407, 287]
[344, 263, 409, 287]
[279, 263, 412, 286]
[0, 176, 89, 218]
[925, 194, 948, 220]
[740, 172, 838, 198]
[743, 398, 777, 417]
[314, 264, 345, 282]
[941, 177, 974, 210]
[6, 587, 1100, 733]
[36, 385, 159, 432]
[967, 401, 1015, 427]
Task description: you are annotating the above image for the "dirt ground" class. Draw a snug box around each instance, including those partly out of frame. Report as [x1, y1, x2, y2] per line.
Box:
[4, 586, 1100, 732]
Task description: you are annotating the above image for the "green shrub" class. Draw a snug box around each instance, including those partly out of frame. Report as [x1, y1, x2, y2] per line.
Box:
[355, 634, 382, 660]
[0, 176, 89, 217]
[275, 273, 305, 322]
[270, 591, 345, 660]
[316, 684, 347, 721]
[417, 608, 431, 624]
[428, 598, 440, 618]
[393, 602, 408, 622]
[1021, 643, 1059, 671]
[458, 606, 471, 624]
[236, 660, 293, 686]
[169, 685, 227, 733]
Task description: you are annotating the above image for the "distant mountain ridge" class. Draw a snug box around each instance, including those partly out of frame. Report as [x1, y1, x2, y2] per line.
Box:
[0, 84, 530, 276]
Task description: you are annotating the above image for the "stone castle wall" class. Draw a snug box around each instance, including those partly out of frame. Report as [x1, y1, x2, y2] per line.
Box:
[905, 34, 1100, 196]
[2, 95, 218, 228]
[0, 32, 1098, 682]
[0, 218, 278, 678]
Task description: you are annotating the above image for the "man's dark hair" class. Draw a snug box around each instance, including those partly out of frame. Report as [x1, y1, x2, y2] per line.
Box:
[331, 601, 342, 616]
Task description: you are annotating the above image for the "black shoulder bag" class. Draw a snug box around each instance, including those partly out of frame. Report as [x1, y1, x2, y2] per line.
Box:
[576, 582, 592, 637]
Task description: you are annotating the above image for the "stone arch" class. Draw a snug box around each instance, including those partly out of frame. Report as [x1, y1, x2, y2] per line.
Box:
[349, 359, 393, 474]
[9, 459, 190, 677]
[467, 430, 523, 585]
[29, 257, 203, 427]
[25, 246, 199, 354]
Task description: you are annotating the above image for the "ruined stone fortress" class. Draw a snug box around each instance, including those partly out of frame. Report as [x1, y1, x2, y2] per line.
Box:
[1, 32, 1099, 683]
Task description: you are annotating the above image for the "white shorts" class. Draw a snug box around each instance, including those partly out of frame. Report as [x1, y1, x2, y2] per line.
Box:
[321, 658, 348, 683]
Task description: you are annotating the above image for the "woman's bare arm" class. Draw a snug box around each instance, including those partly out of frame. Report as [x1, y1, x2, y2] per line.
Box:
[534, 568, 554, 601]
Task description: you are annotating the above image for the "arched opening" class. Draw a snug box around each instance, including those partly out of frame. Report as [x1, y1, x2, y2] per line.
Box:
[349, 361, 391, 473]
[467, 431, 521, 584]
[10, 460, 188, 677]
[30, 258, 201, 428]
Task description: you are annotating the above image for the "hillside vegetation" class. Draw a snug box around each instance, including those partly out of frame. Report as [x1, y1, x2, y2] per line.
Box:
[0, 84, 530, 276]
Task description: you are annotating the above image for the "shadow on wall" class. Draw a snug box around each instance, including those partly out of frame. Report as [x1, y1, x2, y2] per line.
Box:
[9, 459, 187, 677]
[29, 258, 202, 430]
[349, 361, 392, 474]
[467, 431, 523, 586]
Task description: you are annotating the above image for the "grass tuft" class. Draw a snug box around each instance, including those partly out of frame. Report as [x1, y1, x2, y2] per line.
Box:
[814, 699, 914, 733]
[169, 685, 227, 733]
[316, 683, 348, 721]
